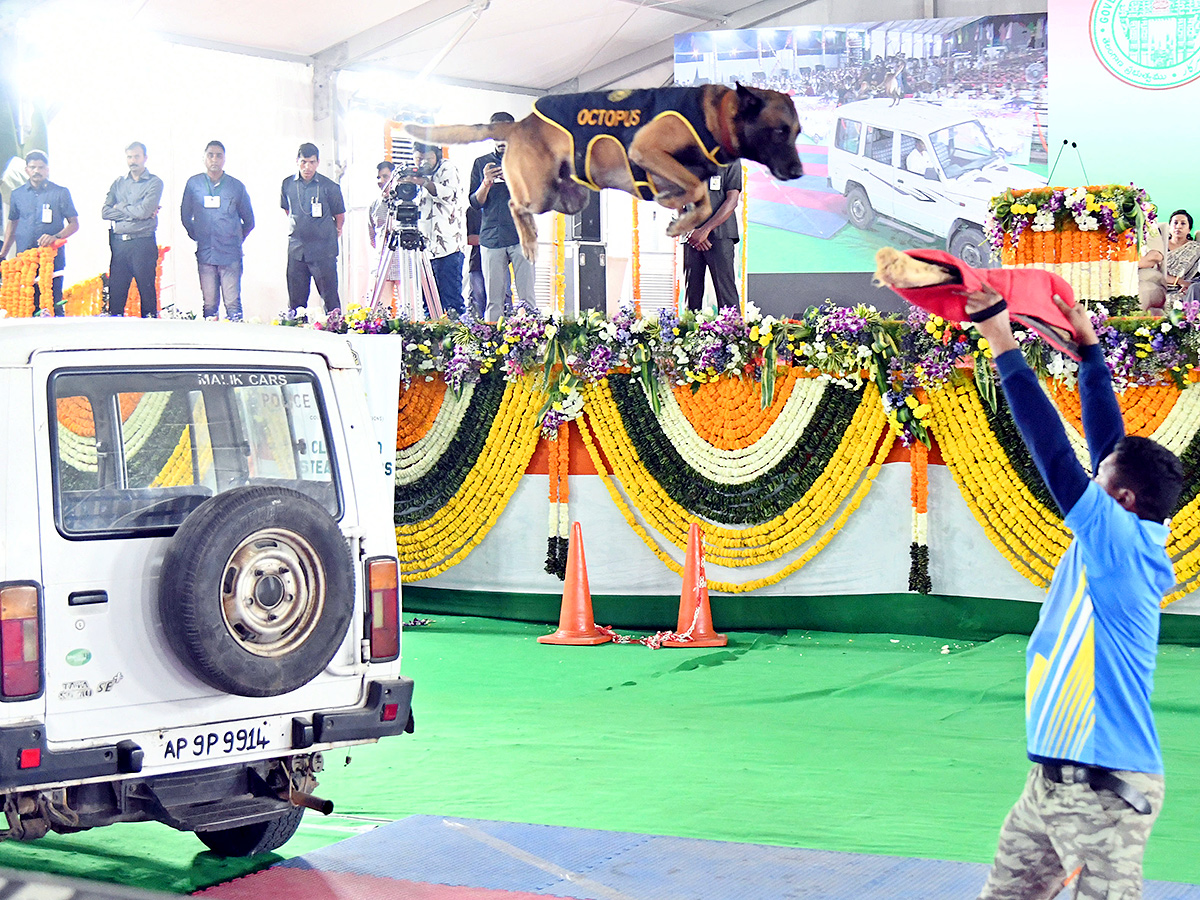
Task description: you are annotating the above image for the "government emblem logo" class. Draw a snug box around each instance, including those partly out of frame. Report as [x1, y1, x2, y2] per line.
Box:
[1090, 0, 1200, 89]
[606, 90, 633, 102]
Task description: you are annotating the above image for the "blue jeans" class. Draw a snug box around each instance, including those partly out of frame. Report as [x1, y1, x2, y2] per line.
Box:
[198, 261, 243, 320]
[430, 251, 465, 315]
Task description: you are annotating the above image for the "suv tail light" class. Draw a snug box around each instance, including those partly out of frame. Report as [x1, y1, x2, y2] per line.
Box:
[0, 583, 42, 699]
[365, 558, 399, 662]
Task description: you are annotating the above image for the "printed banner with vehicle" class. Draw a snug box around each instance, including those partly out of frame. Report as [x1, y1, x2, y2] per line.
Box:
[674, 15, 1049, 308]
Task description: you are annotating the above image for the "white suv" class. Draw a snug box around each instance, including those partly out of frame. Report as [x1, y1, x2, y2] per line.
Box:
[827, 99, 1045, 267]
[0, 319, 411, 856]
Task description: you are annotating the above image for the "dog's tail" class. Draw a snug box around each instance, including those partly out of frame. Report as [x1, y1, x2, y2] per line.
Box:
[400, 122, 517, 145]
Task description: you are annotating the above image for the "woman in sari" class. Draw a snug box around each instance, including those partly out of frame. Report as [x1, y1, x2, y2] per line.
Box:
[1140, 210, 1200, 310]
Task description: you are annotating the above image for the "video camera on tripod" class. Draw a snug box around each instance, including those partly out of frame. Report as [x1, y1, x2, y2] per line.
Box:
[379, 139, 437, 251]
[370, 124, 444, 318]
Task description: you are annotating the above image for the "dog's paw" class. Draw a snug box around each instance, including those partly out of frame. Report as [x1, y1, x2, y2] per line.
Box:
[665, 208, 694, 238]
[521, 241, 538, 265]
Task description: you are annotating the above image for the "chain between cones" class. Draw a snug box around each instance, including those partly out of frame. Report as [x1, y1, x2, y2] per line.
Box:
[593, 598, 703, 649]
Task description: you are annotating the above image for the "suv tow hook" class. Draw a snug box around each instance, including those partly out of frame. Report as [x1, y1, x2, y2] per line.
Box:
[288, 788, 334, 816]
[116, 740, 144, 774]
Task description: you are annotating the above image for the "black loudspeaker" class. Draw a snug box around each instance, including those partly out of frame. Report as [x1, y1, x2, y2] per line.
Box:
[566, 242, 606, 313]
[569, 192, 602, 241]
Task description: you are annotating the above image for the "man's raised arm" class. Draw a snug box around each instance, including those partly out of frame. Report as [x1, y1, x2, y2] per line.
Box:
[966, 286, 1091, 516]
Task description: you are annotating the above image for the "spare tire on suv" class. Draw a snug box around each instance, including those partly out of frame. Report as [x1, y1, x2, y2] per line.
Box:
[158, 486, 354, 697]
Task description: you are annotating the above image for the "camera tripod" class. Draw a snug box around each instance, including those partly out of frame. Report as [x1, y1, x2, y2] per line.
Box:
[368, 170, 443, 320]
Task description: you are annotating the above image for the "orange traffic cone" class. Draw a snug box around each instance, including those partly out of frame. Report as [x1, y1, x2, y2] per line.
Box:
[538, 522, 612, 646]
[663, 522, 727, 647]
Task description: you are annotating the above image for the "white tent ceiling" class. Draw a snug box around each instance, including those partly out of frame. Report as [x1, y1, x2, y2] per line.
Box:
[6, 0, 870, 95]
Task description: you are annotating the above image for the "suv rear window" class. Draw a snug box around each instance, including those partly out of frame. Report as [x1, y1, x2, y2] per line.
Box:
[51, 367, 340, 536]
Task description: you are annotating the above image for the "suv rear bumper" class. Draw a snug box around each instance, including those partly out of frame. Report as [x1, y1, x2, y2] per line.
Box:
[0, 677, 414, 790]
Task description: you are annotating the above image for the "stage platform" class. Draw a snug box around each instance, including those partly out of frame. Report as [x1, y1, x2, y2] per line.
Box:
[195, 815, 1200, 899]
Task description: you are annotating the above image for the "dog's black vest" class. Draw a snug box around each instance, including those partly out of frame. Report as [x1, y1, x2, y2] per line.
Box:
[532, 87, 734, 201]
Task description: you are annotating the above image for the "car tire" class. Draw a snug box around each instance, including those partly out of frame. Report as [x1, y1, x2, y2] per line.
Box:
[158, 486, 354, 698]
[197, 805, 305, 857]
[845, 185, 875, 229]
[949, 225, 999, 269]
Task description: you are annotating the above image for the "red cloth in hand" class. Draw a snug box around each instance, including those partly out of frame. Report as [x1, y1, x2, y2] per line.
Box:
[887, 249, 1080, 360]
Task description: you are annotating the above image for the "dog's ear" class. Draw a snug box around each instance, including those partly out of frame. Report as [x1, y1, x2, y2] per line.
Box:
[735, 82, 765, 119]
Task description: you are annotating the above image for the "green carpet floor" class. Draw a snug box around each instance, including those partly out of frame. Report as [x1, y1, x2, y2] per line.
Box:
[0, 617, 1197, 894]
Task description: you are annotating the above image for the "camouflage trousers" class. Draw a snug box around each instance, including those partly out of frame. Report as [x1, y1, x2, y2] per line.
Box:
[978, 764, 1164, 900]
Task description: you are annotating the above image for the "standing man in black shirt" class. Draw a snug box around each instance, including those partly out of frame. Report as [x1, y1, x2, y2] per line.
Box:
[1, 151, 79, 315]
[280, 142, 345, 315]
[469, 112, 534, 321]
[102, 142, 164, 317]
[682, 163, 742, 311]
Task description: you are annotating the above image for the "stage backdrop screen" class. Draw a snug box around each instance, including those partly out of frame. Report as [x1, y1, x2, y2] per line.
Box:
[674, 16, 1048, 313]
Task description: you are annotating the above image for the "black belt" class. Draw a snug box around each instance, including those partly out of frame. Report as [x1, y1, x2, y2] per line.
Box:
[112, 233, 154, 242]
[1040, 763, 1152, 815]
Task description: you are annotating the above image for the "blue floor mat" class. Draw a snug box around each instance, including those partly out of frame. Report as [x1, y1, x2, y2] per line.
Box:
[275, 815, 1200, 900]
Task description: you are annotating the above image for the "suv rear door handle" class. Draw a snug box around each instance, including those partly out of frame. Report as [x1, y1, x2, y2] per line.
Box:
[68, 591, 108, 606]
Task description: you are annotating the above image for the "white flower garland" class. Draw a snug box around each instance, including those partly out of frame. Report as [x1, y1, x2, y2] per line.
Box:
[652, 375, 827, 484]
[394, 383, 476, 485]
[57, 392, 171, 473]
[121, 391, 172, 460]
[1151, 382, 1200, 454]
[1033, 379, 1200, 471]
[57, 422, 98, 472]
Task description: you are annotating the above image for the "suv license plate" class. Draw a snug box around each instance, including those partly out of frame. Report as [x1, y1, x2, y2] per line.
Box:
[150, 720, 289, 765]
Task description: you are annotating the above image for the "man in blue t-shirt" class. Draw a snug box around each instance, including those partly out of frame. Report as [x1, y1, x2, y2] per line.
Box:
[1, 151, 80, 315]
[966, 285, 1182, 900]
[181, 141, 255, 321]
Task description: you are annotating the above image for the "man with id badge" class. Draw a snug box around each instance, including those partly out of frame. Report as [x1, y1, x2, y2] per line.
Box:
[681, 162, 742, 312]
[1, 151, 80, 315]
[181, 140, 254, 321]
[280, 142, 345, 316]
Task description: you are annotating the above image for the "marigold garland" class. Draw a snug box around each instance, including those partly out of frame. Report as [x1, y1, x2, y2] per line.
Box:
[150, 425, 214, 487]
[553, 213, 566, 316]
[581, 377, 889, 570]
[396, 382, 477, 486]
[909, 439, 931, 594]
[607, 372, 856, 524]
[544, 422, 570, 579]
[656, 374, 822, 483]
[0, 244, 61, 317]
[670, 368, 800, 450]
[928, 381, 1070, 586]
[63, 276, 105, 316]
[576, 382, 893, 592]
[121, 246, 170, 317]
[55, 392, 172, 476]
[397, 374, 542, 581]
[1045, 381, 1176, 438]
[396, 375, 448, 450]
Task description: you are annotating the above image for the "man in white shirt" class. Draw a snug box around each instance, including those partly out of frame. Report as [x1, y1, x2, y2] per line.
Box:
[405, 144, 465, 315]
